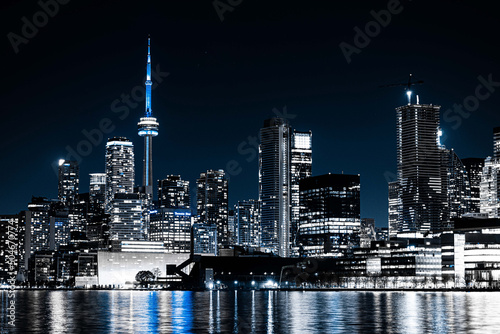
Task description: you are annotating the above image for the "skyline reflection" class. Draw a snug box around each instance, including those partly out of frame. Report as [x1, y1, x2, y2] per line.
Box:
[3, 290, 500, 333]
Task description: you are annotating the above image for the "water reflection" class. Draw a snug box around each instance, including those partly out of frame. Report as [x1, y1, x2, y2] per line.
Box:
[3, 290, 500, 333]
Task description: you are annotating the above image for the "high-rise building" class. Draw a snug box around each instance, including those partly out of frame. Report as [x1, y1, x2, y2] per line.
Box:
[298, 173, 361, 257]
[24, 197, 58, 267]
[388, 181, 400, 239]
[196, 169, 228, 254]
[494, 127, 500, 160]
[479, 128, 500, 218]
[109, 193, 144, 240]
[137, 36, 159, 197]
[89, 173, 106, 215]
[444, 148, 471, 221]
[105, 137, 134, 212]
[259, 118, 291, 257]
[158, 175, 190, 209]
[259, 118, 312, 257]
[150, 175, 192, 252]
[462, 158, 485, 213]
[480, 156, 500, 218]
[149, 209, 191, 252]
[234, 199, 260, 247]
[290, 130, 312, 252]
[58, 160, 79, 207]
[396, 103, 447, 235]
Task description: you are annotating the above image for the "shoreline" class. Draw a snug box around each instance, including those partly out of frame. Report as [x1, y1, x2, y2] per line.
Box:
[4, 287, 500, 292]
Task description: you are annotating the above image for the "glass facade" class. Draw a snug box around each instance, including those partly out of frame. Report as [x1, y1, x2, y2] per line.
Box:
[396, 104, 447, 234]
[158, 175, 190, 209]
[259, 118, 291, 257]
[196, 169, 228, 254]
[58, 160, 79, 208]
[462, 158, 484, 213]
[109, 193, 144, 241]
[298, 173, 361, 257]
[234, 199, 260, 247]
[105, 137, 135, 212]
[149, 209, 191, 252]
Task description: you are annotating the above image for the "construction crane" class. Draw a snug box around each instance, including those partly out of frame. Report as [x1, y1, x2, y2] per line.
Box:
[379, 73, 424, 104]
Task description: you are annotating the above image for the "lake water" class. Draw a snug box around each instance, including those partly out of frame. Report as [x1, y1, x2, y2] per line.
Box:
[2, 290, 500, 333]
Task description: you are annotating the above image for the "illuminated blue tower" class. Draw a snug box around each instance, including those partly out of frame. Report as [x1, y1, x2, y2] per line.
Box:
[138, 35, 159, 196]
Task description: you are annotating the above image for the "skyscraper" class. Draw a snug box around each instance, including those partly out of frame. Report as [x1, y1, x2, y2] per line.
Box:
[494, 127, 500, 160]
[259, 118, 291, 257]
[150, 175, 191, 252]
[234, 199, 260, 247]
[444, 149, 471, 220]
[58, 160, 79, 207]
[158, 175, 190, 209]
[105, 137, 134, 212]
[298, 173, 361, 257]
[109, 193, 144, 240]
[290, 130, 312, 252]
[196, 169, 228, 254]
[137, 36, 159, 197]
[396, 103, 446, 235]
[462, 158, 484, 213]
[89, 173, 106, 215]
[259, 118, 312, 257]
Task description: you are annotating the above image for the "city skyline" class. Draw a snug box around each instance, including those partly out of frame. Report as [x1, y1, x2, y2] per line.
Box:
[2, 1, 500, 227]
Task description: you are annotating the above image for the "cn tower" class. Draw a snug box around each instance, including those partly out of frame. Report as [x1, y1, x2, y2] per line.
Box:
[138, 35, 159, 196]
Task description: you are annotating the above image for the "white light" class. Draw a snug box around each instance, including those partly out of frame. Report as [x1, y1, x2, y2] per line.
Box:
[234, 281, 238, 285]
[265, 280, 274, 287]
[251, 281, 256, 286]
[406, 90, 412, 97]
[58, 159, 65, 166]
[208, 283, 214, 290]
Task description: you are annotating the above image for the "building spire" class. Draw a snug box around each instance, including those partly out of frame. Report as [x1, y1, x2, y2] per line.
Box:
[145, 34, 152, 117]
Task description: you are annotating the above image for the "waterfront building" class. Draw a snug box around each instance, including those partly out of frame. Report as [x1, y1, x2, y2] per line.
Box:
[234, 199, 260, 247]
[149, 208, 191, 252]
[298, 173, 361, 257]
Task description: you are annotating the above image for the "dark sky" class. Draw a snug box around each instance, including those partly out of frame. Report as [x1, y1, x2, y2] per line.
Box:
[1, 0, 500, 227]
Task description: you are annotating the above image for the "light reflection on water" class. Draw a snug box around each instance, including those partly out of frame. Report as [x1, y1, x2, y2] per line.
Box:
[2, 290, 500, 333]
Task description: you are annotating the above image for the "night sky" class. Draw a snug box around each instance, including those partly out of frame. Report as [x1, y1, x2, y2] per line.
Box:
[1, 0, 500, 227]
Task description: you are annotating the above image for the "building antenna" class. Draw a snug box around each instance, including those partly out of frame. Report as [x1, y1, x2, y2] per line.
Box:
[379, 74, 424, 105]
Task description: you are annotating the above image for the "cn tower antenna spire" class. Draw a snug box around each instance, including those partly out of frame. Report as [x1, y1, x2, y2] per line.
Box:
[138, 34, 159, 197]
[145, 34, 152, 117]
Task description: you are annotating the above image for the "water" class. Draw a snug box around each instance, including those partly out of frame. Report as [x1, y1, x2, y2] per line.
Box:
[2, 290, 500, 333]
